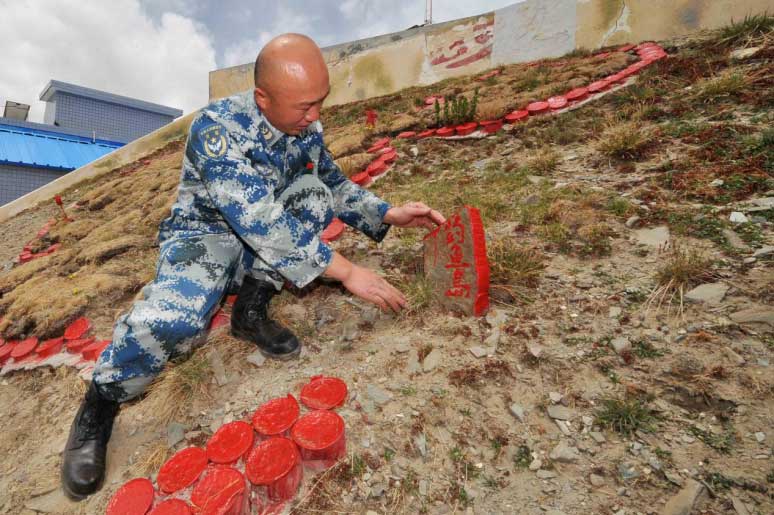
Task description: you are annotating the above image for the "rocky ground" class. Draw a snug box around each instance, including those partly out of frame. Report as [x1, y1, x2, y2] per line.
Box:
[0, 17, 772, 515]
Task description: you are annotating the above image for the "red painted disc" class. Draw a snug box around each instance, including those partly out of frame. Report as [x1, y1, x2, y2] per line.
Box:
[636, 41, 658, 50]
[417, 129, 436, 139]
[208, 310, 230, 330]
[366, 161, 388, 177]
[0, 343, 15, 364]
[36, 337, 64, 358]
[547, 96, 568, 109]
[321, 218, 346, 243]
[11, 337, 38, 359]
[396, 131, 416, 139]
[66, 337, 94, 353]
[82, 339, 110, 361]
[436, 127, 455, 137]
[526, 101, 549, 114]
[291, 410, 345, 451]
[504, 110, 529, 123]
[480, 119, 503, 134]
[157, 447, 208, 494]
[106, 478, 155, 515]
[252, 394, 300, 436]
[206, 421, 254, 464]
[350, 171, 371, 186]
[366, 138, 390, 153]
[618, 43, 636, 52]
[245, 437, 300, 485]
[148, 499, 192, 515]
[191, 466, 245, 510]
[455, 122, 478, 136]
[378, 150, 397, 164]
[300, 376, 348, 410]
[565, 87, 589, 101]
[64, 317, 91, 340]
[424, 96, 443, 106]
[587, 80, 608, 93]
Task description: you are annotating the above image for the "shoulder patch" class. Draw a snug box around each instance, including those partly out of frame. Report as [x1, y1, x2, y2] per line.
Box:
[198, 123, 228, 159]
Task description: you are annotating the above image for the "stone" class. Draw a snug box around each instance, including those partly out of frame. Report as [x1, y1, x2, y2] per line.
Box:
[729, 211, 748, 224]
[633, 226, 670, 246]
[547, 405, 574, 420]
[610, 336, 631, 355]
[527, 343, 544, 359]
[167, 422, 186, 448]
[660, 479, 705, 515]
[407, 350, 422, 374]
[246, 350, 266, 367]
[664, 471, 684, 486]
[528, 458, 542, 471]
[394, 343, 411, 353]
[589, 474, 605, 487]
[208, 348, 229, 386]
[549, 391, 563, 403]
[754, 431, 765, 443]
[609, 306, 622, 318]
[730, 307, 774, 327]
[618, 462, 640, 481]
[589, 431, 606, 444]
[730, 495, 752, 515]
[549, 441, 580, 463]
[753, 245, 774, 258]
[24, 489, 78, 513]
[366, 384, 393, 406]
[469, 346, 494, 358]
[423, 207, 489, 316]
[536, 469, 557, 479]
[625, 215, 641, 228]
[709, 178, 724, 187]
[730, 46, 761, 60]
[422, 348, 441, 372]
[722, 229, 750, 250]
[414, 432, 427, 457]
[684, 282, 729, 305]
[419, 479, 428, 496]
[509, 404, 526, 422]
[522, 193, 540, 205]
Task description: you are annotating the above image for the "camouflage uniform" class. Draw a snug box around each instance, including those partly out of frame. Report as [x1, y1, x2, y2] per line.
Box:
[93, 92, 391, 402]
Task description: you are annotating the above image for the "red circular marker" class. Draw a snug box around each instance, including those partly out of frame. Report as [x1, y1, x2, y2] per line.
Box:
[82, 339, 110, 361]
[366, 137, 390, 153]
[480, 119, 503, 134]
[0, 342, 15, 365]
[148, 499, 192, 515]
[396, 131, 416, 139]
[64, 317, 91, 340]
[106, 478, 155, 515]
[618, 43, 636, 52]
[350, 171, 371, 186]
[526, 101, 549, 114]
[455, 122, 478, 136]
[366, 160, 388, 177]
[300, 376, 348, 410]
[206, 421, 254, 464]
[66, 337, 94, 354]
[547, 96, 568, 109]
[504, 110, 529, 123]
[436, 126, 456, 137]
[191, 466, 245, 510]
[11, 337, 38, 360]
[245, 437, 300, 485]
[565, 87, 589, 102]
[378, 149, 398, 164]
[636, 41, 658, 50]
[157, 447, 208, 494]
[424, 96, 443, 106]
[587, 80, 608, 93]
[252, 394, 300, 436]
[36, 337, 64, 359]
[321, 218, 346, 243]
[291, 410, 345, 452]
[416, 129, 436, 139]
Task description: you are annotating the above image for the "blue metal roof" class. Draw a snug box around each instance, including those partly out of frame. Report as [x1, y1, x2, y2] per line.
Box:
[0, 123, 123, 171]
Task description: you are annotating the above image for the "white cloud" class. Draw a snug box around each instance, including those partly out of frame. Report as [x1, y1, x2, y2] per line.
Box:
[222, 32, 272, 69]
[0, 0, 216, 122]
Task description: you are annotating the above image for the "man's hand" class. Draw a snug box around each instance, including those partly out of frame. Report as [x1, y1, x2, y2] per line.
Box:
[323, 252, 407, 312]
[383, 202, 445, 230]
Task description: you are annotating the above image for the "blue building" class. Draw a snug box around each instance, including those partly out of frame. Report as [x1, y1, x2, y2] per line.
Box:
[0, 80, 183, 206]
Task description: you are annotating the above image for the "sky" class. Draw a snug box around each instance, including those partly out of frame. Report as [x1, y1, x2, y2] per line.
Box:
[0, 0, 518, 123]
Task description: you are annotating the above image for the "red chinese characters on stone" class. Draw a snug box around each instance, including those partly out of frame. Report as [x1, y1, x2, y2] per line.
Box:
[444, 215, 472, 299]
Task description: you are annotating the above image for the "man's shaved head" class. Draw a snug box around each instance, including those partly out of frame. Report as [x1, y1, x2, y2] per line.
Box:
[252, 33, 330, 135]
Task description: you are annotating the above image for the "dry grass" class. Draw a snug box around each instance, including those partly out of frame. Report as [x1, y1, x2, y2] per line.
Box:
[646, 244, 715, 313]
[528, 147, 560, 174]
[326, 130, 365, 158]
[130, 441, 171, 477]
[335, 152, 373, 177]
[476, 98, 511, 121]
[597, 121, 652, 160]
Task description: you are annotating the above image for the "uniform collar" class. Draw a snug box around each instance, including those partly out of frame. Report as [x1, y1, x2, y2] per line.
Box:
[249, 95, 286, 150]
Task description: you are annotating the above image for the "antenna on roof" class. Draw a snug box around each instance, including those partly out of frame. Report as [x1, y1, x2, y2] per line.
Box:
[425, 0, 432, 25]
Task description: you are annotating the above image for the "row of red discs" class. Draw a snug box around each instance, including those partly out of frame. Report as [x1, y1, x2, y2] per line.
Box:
[397, 41, 667, 140]
[106, 375, 349, 515]
[0, 317, 108, 367]
[17, 218, 60, 264]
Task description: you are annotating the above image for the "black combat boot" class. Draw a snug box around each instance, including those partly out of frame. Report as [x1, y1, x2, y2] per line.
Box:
[231, 275, 301, 359]
[61, 382, 120, 500]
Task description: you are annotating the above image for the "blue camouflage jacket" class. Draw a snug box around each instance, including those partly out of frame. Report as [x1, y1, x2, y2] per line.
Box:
[159, 92, 391, 288]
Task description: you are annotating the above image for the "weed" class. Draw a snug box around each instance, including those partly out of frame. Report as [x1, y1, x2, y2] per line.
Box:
[606, 197, 634, 217]
[665, 209, 727, 244]
[400, 385, 417, 396]
[653, 447, 672, 460]
[688, 425, 735, 453]
[711, 14, 774, 48]
[648, 245, 715, 310]
[597, 121, 651, 160]
[513, 444, 532, 468]
[595, 397, 657, 436]
[734, 222, 765, 247]
[632, 339, 666, 359]
[450, 446, 464, 463]
[383, 448, 396, 462]
[577, 223, 614, 257]
[460, 408, 472, 417]
[767, 468, 774, 483]
[529, 147, 559, 174]
[350, 454, 367, 477]
[435, 89, 479, 126]
[695, 73, 746, 103]
[488, 241, 546, 288]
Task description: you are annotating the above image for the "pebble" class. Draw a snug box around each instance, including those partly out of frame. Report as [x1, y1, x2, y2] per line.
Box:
[625, 215, 640, 228]
[729, 211, 748, 224]
[245, 350, 266, 367]
[166, 422, 186, 448]
[549, 391, 563, 403]
[509, 404, 526, 423]
[609, 306, 622, 318]
[611, 336, 631, 355]
[661, 479, 705, 515]
[684, 282, 729, 304]
[529, 458, 542, 471]
[754, 431, 765, 443]
[422, 349, 441, 372]
[589, 431, 606, 444]
[366, 384, 393, 406]
[469, 346, 494, 358]
[536, 469, 557, 479]
[547, 405, 574, 421]
[549, 441, 580, 463]
[753, 245, 774, 258]
[589, 474, 605, 487]
[419, 479, 428, 496]
[618, 462, 640, 481]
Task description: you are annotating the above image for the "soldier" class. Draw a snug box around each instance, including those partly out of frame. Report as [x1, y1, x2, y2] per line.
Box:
[61, 33, 445, 499]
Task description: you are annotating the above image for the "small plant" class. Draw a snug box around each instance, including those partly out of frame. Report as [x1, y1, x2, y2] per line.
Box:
[632, 339, 666, 359]
[712, 14, 774, 48]
[695, 72, 746, 103]
[434, 89, 479, 126]
[597, 121, 650, 160]
[688, 425, 735, 454]
[383, 448, 396, 462]
[648, 244, 714, 310]
[595, 397, 656, 436]
[528, 147, 559, 174]
[450, 446, 465, 463]
[513, 444, 532, 468]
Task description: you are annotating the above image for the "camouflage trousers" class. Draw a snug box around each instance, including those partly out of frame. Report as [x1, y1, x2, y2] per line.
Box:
[93, 175, 334, 402]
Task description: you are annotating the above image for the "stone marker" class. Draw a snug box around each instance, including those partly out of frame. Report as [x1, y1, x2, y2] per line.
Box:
[423, 206, 490, 316]
[684, 282, 729, 304]
[660, 479, 705, 515]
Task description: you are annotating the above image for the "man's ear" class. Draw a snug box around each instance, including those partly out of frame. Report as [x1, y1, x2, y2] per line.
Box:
[254, 87, 270, 111]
